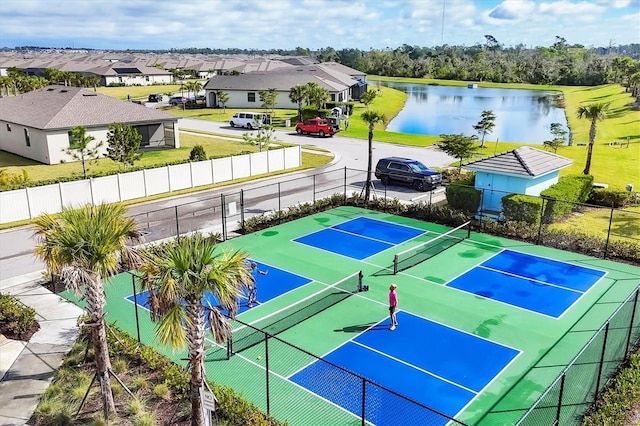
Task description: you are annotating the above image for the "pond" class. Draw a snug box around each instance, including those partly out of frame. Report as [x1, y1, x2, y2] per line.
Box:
[377, 81, 568, 144]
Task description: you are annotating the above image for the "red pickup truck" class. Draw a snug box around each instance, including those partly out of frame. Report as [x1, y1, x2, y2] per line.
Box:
[295, 117, 340, 137]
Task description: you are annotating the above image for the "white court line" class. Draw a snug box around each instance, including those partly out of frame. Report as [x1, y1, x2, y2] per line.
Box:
[478, 265, 585, 294]
[350, 340, 478, 395]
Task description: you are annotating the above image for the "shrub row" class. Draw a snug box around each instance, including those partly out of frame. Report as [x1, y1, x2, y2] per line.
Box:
[0, 292, 39, 340]
[588, 188, 633, 208]
[105, 325, 285, 426]
[244, 192, 639, 265]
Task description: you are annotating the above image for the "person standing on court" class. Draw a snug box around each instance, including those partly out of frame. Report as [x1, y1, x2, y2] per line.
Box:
[389, 283, 398, 330]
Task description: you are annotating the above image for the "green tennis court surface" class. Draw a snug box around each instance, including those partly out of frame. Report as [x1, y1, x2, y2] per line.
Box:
[61, 206, 640, 425]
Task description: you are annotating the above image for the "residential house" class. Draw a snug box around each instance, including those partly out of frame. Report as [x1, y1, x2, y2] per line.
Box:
[0, 85, 180, 165]
[203, 63, 364, 109]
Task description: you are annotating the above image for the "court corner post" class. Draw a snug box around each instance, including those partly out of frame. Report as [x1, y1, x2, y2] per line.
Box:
[393, 255, 398, 275]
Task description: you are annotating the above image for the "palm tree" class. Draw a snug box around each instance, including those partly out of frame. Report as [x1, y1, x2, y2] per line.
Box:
[138, 233, 252, 426]
[289, 84, 307, 121]
[215, 89, 230, 112]
[577, 102, 610, 175]
[33, 203, 142, 419]
[361, 110, 387, 203]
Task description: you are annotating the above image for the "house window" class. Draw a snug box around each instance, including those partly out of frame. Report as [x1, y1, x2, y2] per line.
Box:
[331, 94, 336, 101]
[248, 92, 256, 102]
[6, 124, 11, 132]
[24, 128, 30, 146]
[67, 130, 81, 149]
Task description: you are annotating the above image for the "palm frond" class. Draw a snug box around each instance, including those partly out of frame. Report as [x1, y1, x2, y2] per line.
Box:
[156, 305, 187, 349]
[206, 307, 232, 345]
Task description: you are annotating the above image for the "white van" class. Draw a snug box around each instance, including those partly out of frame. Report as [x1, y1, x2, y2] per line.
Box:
[229, 112, 272, 129]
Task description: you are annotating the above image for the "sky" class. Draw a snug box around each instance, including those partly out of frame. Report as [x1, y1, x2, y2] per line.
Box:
[0, 0, 638, 51]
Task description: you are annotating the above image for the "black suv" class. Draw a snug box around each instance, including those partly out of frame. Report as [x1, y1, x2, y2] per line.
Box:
[375, 157, 442, 191]
[148, 94, 163, 102]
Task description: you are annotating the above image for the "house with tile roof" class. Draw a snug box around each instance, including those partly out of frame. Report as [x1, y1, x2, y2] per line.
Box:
[203, 63, 366, 109]
[0, 85, 180, 165]
[463, 147, 574, 217]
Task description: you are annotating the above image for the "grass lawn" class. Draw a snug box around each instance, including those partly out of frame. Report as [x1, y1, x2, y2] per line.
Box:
[0, 132, 330, 183]
[548, 205, 640, 241]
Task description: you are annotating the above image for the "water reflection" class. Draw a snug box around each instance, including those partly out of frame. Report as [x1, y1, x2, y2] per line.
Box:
[379, 81, 568, 144]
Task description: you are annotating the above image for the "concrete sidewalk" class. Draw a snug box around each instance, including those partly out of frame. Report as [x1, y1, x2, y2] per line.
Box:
[0, 271, 84, 426]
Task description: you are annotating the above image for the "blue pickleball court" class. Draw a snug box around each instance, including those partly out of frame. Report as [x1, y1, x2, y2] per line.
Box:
[290, 311, 520, 425]
[126, 261, 312, 316]
[293, 217, 425, 260]
[447, 250, 607, 318]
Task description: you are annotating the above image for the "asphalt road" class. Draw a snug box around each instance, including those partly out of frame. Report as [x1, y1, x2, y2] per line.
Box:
[0, 118, 455, 280]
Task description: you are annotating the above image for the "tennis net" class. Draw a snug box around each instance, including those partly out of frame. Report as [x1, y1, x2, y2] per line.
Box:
[228, 270, 362, 357]
[393, 221, 471, 274]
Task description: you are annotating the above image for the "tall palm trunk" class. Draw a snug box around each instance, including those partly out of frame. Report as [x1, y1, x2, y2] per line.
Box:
[583, 119, 597, 175]
[186, 299, 206, 426]
[86, 275, 116, 414]
[364, 124, 374, 202]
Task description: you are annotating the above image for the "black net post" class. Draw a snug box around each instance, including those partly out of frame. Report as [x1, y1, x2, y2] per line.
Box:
[596, 322, 610, 392]
[278, 182, 281, 215]
[313, 174, 317, 207]
[240, 189, 245, 232]
[361, 378, 366, 426]
[625, 289, 639, 356]
[604, 207, 614, 259]
[265, 333, 270, 415]
[130, 272, 141, 343]
[393, 255, 399, 275]
[536, 197, 547, 245]
[221, 194, 227, 240]
[174, 205, 180, 239]
[554, 373, 565, 425]
[343, 167, 347, 200]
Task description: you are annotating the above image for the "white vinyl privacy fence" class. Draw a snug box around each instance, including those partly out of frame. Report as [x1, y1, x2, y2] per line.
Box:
[0, 146, 301, 224]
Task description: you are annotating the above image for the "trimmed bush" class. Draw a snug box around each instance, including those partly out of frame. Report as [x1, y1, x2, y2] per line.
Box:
[445, 183, 481, 213]
[588, 188, 632, 208]
[0, 292, 39, 340]
[189, 145, 207, 162]
[502, 194, 543, 225]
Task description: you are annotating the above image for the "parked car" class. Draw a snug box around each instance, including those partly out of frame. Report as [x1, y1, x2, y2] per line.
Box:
[295, 117, 340, 137]
[374, 157, 442, 191]
[229, 112, 271, 129]
[169, 96, 194, 106]
[147, 94, 163, 102]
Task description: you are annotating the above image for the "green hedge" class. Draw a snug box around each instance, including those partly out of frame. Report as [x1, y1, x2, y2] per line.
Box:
[445, 183, 481, 213]
[0, 292, 38, 340]
[502, 194, 543, 225]
[588, 188, 632, 208]
[540, 174, 594, 221]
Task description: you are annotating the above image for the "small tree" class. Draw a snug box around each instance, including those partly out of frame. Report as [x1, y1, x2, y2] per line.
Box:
[242, 122, 276, 152]
[189, 145, 207, 161]
[259, 88, 278, 114]
[289, 85, 307, 122]
[215, 90, 230, 112]
[361, 110, 387, 203]
[64, 126, 103, 179]
[473, 110, 496, 150]
[577, 102, 610, 175]
[437, 133, 479, 172]
[360, 90, 378, 107]
[105, 123, 142, 170]
[543, 122, 567, 153]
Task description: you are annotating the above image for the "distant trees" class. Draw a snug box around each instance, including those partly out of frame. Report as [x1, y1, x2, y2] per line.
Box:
[577, 102, 610, 175]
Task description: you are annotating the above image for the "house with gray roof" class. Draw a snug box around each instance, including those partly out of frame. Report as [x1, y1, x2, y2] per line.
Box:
[203, 63, 365, 109]
[0, 85, 180, 165]
[463, 146, 574, 217]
